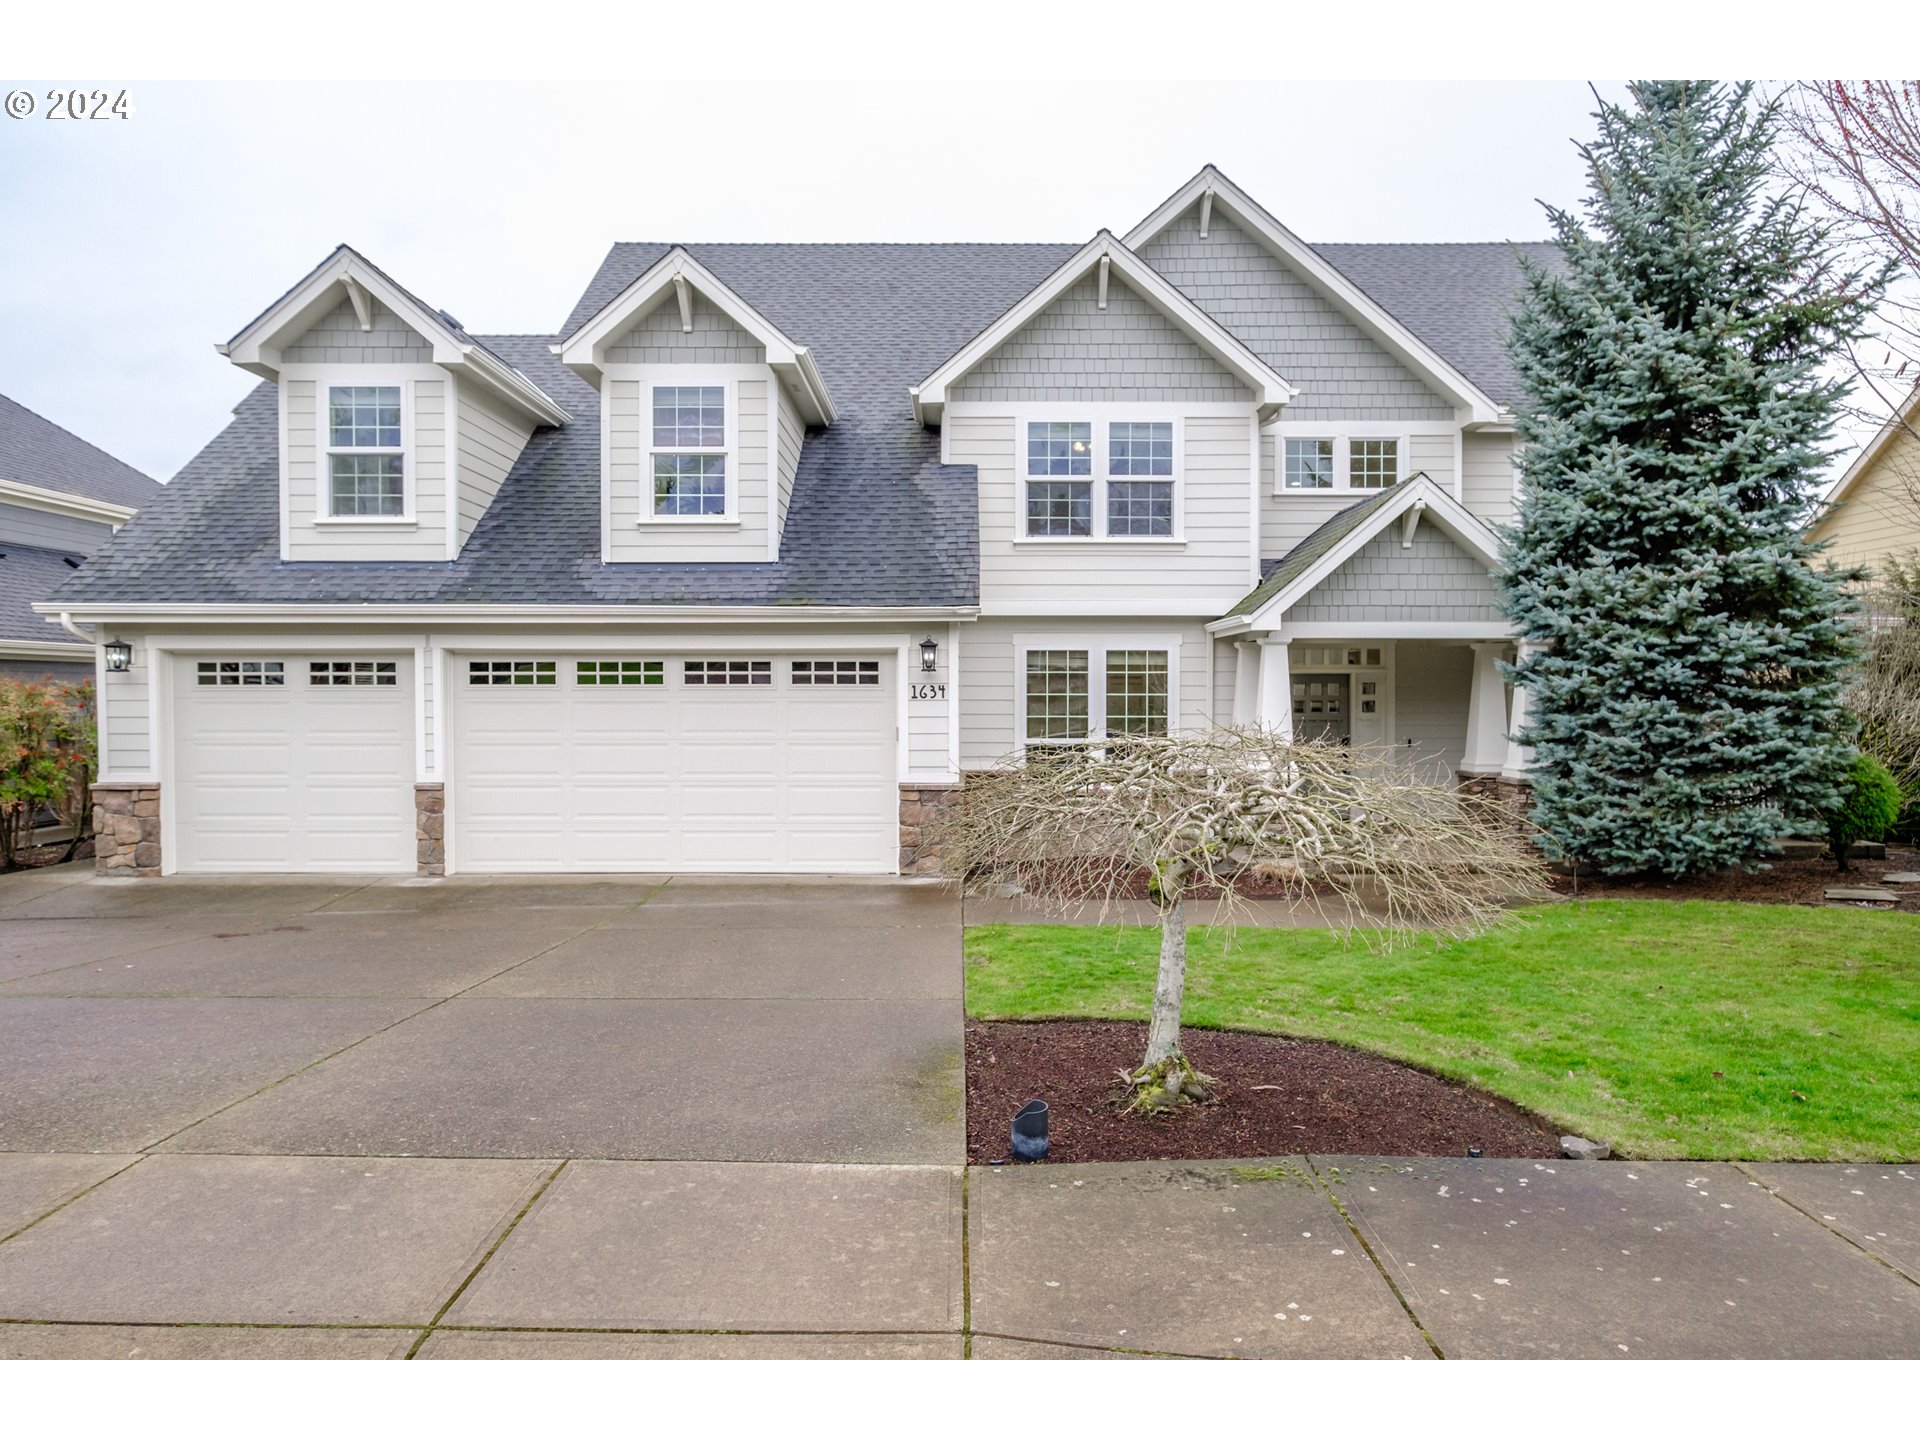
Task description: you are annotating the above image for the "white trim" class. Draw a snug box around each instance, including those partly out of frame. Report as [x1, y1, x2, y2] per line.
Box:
[554, 247, 836, 425]
[1269, 424, 1447, 496]
[912, 232, 1297, 425]
[47, 605, 981, 629]
[979, 599, 1229, 618]
[1123, 166, 1504, 424]
[945, 620, 961, 780]
[218, 245, 569, 427]
[0, 638, 92, 662]
[1209, 474, 1506, 634]
[1011, 630, 1185, 754]
[0, 478, 139, 528]
[1248, 411, 1262, 589]
[444, 380, 462, 561]
[413, 642, 431, 784]
[1014, 412, 1186, 543]
[1812, 383, 1920, 524]
[1280, 620, 1516, 640]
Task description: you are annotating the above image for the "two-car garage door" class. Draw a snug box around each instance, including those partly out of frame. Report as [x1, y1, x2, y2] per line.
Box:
[451, 654, 898, 873]
[168, 651, 900, 875]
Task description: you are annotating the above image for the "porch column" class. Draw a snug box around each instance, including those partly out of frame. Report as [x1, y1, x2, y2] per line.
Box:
[1461, 641, 1511, 774]
[1231, 640, 1260, 726]
[1256, 636, 1292, 740]
[1502, 642, 1537, 781]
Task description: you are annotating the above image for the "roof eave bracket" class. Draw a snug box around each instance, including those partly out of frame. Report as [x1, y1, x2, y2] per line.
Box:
[341, 275, 374, 332]
[673, 274, 693, 333]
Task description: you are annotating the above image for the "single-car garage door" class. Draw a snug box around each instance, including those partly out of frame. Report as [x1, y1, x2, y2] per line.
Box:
[171, 655, 416, 873]
[452, 654, 897, 873]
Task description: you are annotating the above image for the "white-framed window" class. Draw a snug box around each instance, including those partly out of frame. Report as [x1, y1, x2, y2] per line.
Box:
[196, 659, 284, 687]
[792, 659, 881, 686]
[326, 384, 407, 518]
[577, 659, 663, 686]
[1016, 639, 1178, 753]
[1275, 430, 1408, 494]
[1022, 418, 1182, 540]
[309, 660, 397, 687]
[469, 660, 556, 686]
[649, 383, 731, 520]
[684, 658, 771, 686]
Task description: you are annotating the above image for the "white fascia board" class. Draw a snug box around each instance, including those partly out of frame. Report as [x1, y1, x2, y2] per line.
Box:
[910, 231, 1298, 426]
[0, 637, 93, 661]
[1216, 475, 1506, 633]
[553, 248, 836, 425]
[216, 246, 569, 428]
[0, 477, 139, 526]
[1123, 166, 1505, 424]
[1814, 384, 1920, 517]
[33, 601, 980, 626]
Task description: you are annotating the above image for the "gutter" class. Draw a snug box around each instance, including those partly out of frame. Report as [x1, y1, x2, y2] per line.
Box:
[34, 601, 982, 627]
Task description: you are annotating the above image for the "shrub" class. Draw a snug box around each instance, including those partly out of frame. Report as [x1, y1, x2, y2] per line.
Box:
[1826, 752, 1902, 871]
[0, 678, 96, 870]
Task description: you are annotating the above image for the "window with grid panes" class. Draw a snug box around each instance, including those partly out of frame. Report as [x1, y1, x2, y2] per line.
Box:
[1107, 421, 1174, 536]
[327, 385, 405, 516]
[791, 659, 880, 686]
[650, 385, 728, 515]
[1025, 421, 1092, 536]
[683, 659, 771, 686]
[468, 660, 557, 686]
[1104, 650, 1169, 736]
[576, 660, 663, 686]
[309, 660, 397, 687]
[1348, 438, 1399, 489]
[196, 660, 285, 686]
[1284, 437, 1335, 489]
[1024, 649, 1089, 742]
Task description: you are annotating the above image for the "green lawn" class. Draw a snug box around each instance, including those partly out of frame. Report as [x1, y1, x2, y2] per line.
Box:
[965, 900, 1920, 1161]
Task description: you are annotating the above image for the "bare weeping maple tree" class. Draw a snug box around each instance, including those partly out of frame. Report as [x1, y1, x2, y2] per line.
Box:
[935, 728, 1551, 1110]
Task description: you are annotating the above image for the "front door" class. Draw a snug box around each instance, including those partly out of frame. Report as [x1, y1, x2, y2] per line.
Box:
[1291, 672, 1351, 744]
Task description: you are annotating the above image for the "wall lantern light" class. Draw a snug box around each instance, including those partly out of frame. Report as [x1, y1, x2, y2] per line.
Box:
[103, 638, 133, 673]
[919, 636, 939, 673]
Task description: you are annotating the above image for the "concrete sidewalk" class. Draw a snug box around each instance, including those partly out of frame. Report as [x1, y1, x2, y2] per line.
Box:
[2, 1153, 1914, 1359]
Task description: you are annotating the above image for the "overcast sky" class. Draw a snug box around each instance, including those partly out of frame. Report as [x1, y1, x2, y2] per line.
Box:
[0, 76, 1646, 483]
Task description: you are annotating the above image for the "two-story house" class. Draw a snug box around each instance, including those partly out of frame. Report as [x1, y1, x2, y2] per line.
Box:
[0, 392, 159, 681]
[45, 166, 1549, 878]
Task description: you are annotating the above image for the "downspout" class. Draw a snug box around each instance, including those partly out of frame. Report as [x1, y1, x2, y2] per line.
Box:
[56, 611, 93, 644]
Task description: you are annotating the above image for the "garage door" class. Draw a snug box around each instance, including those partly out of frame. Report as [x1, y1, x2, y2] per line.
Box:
[171, 655, 416, 873]
[452, 654, 898, 873]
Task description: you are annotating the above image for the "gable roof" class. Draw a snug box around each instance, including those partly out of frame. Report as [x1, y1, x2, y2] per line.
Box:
[0, 542, 89, 651]
[218, 245, 570, 427]
[0, 392, 159, 509]
[1213, 473, 1506, 631]
[1126, 166, 1523, 422]
[1810, 382, 1920, 529]
[911, 231, 1297, 424]
[555, 246, 836, 424]
[50, 245, 1078, 612]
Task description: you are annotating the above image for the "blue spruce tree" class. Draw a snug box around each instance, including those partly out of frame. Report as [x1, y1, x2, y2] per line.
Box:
[1502, 82, 1884, 876]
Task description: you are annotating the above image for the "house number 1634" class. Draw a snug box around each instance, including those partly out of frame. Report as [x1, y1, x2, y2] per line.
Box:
[909, 682, 946, 701]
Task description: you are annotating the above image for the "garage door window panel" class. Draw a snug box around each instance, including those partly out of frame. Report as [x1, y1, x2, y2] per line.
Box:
[469, 660, 557, 686]
[577, 660, 664, 686]
[196, 660, 285, 687]
[310, 660, 398, 687]
[684, 659, 771, 686]
[792, 659, 881, 686]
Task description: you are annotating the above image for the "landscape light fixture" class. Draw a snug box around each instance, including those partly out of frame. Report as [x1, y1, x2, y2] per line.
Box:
[103, 639, 132, 673]
[919, 636, 939, 673]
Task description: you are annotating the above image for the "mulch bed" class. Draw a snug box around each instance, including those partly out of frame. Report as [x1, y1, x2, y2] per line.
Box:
[966, 1019, 1563, 1164]
[1550, 846, 1920, 913]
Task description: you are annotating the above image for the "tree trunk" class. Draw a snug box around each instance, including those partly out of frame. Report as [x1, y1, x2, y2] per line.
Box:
[1141, 890, 1188, 1068]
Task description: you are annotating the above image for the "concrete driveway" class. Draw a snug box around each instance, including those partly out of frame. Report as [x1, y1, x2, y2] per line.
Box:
[0, 866, 963, 1163]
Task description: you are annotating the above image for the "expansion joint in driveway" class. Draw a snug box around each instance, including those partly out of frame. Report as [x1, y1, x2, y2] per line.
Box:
[1304, 1156, 1446, 1360]
[1732, 1160, 1920, 1290]
[404, 1159, 570, 1360]
[0, 1156, 146, 1248]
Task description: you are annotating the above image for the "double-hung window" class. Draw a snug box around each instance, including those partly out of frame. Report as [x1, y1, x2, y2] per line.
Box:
[1021, 643, 1173, 754]
[650, 384, 729, 518]
[1024, 419, 1179, 539]
[327, 385, 406, 517]
[1279, 433, 1403, 492]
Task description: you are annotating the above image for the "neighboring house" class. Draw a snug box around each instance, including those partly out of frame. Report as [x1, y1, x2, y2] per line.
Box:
[0, 393, 160, 681]
[44, 165, 1551, 878]
[1807, 384, 1920, 583]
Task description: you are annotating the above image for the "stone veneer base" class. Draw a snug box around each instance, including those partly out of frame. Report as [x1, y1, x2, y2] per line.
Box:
[415, 783, 445, 877]
[92, 782, 162, 877]
[899, 783, 963, 877]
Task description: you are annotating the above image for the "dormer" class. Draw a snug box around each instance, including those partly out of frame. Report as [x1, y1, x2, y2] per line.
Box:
[218, 246, 569, 562]
[554, 248, 835, 564]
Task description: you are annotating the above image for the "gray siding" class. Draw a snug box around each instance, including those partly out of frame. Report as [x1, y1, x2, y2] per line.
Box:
[950, 271, 1251, 404]
[0, 658, 91, 682]
[1394, 640, 1472, 783]
[0, 502, 112, 554]
[453, 377, 535, 550]
[605, 375, 771, 563]
[283, 375, 449, 562]
[1462, 430, 1519, 529]
[606, 293, 767, 364]
[773, 381, 803, 549]
[99, 637, 150, 777]
[1287, 520, 1504, 627]
[959, 617, 1214, 770]
[1138, 204, 1454, 422]
[954, 413, 1256, 611]
[283, 298, 432, 364]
